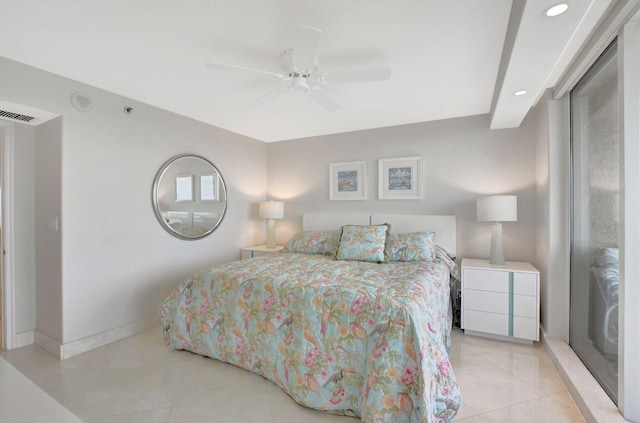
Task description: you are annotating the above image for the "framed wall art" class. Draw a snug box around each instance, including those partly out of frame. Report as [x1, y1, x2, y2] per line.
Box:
[329, 161, 367, 201]
[378, 156, 422, 200]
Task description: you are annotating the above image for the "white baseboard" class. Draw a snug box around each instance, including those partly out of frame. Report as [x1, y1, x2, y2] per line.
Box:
[35, 331, 62, 359]
[15, 330, 34, 349]
[35, 315, 160, 360]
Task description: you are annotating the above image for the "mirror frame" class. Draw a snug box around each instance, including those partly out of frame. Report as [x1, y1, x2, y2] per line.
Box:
[152, 154, 228, 240]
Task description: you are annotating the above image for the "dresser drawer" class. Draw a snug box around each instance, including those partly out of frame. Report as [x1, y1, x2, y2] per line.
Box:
[514, 272, 537, 296]
[463, 269, 509, 292]
[513, 316, 538, 340]
[463, 310, 509, 336]
[463, 289, 508, 314]
[513, 294, 537, 318]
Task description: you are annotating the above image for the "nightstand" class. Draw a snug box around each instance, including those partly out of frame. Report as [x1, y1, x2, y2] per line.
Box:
[461, 258, 540, 343]
[240, 244, 284, 259]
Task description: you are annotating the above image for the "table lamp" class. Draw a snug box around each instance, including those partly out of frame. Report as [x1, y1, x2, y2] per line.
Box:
[477, 195, 517, 265]
[259, 200, 284, 249]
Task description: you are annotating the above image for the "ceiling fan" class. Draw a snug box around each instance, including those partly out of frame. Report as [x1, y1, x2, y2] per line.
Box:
[206, 25, 391, 112]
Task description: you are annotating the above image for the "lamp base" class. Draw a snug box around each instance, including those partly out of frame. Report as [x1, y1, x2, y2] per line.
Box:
[266, 218, 276, 249]
[489, 222, 505, 265]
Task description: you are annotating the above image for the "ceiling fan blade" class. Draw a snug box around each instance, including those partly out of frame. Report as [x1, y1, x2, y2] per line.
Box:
[292, 25, 322, 71]
[206, 61, 285, 79]
[322, 66, 391, 84]
[308, 87, 341, 112]
[247, 85, 290, 108]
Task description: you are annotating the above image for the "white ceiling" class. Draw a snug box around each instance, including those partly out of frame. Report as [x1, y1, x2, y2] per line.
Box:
[0, 0, 612, 142]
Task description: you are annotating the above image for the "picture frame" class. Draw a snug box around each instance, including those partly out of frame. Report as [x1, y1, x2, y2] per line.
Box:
[175, 175, 194, 202]
[199, 174, 219, 201]
[378, 156, 422, 200]
[329, 161, 367, 201]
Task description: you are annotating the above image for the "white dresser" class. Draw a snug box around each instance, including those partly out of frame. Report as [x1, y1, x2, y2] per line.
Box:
[461, 258, 540, 343]
[240, 244, 284, 260]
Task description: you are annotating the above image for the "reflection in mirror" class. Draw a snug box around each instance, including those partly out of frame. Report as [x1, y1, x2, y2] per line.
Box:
[152, 154, 227, 240]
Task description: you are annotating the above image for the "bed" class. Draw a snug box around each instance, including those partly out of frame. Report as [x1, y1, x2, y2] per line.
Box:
[160, 214, 461, 422]
[162, 211, 220, 237]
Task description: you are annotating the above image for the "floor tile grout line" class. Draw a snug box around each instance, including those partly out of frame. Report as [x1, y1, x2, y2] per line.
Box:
[470, 390, 587, 422]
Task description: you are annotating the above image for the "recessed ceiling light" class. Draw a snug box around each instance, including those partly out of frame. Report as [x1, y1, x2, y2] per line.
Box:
[514, 90, 528, 96]
[545, 3, 569, 17]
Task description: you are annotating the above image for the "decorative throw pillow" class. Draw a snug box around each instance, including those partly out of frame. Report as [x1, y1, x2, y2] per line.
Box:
[335, 224, 390, 263]
[283, 230, 340, 256]
[387, 231, 437, 262]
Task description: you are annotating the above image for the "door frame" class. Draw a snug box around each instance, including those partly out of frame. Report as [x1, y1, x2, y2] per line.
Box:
[0, 121, 16, 350]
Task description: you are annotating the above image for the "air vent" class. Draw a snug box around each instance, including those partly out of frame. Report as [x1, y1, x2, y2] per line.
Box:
[0, 109, 36, 123]
[0, 101, 59, 126]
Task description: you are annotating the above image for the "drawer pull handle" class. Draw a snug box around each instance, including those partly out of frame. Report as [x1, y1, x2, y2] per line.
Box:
[508, 272, 514, 337]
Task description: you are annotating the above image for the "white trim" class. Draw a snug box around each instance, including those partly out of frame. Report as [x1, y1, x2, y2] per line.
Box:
[34, 331, 62, 359]
[36, 315, 160, 360]
[619, 20, 640, 422]
[0, 122, 16, 350]
[553, 0, 640, 99]
[14, 330, 34, 349]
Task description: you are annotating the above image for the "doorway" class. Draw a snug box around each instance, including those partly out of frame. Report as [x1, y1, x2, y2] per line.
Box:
[0, 126, 3, 349]
[0, 121, 15, 351]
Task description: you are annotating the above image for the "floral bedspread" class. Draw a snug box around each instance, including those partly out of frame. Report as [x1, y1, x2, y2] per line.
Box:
[168, 222, 209, 237]
[160, 253, 461, 422]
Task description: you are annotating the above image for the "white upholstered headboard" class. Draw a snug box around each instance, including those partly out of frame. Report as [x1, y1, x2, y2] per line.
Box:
[303, 214, 456, 257]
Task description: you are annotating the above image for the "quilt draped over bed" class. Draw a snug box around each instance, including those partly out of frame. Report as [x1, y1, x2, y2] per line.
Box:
[160, 253, 461, 422]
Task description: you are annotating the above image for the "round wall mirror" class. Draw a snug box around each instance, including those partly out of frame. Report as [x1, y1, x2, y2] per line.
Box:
[152, 154, 227, 240]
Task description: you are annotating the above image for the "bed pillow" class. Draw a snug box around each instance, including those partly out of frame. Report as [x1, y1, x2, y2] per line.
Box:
[283, 230, 340, 256]
[336, 224, 391, 263]
[387, 231, 436, 262]
[435, 244, 456, 261]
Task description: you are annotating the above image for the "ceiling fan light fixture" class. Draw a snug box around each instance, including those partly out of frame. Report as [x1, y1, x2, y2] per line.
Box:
[291, 74, 309, 90]
[544, 3, 569, 17]
[205, 24, 389, 113]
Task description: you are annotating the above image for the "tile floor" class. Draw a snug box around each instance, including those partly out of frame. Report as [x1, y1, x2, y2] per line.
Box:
[0, 327, 585, 422]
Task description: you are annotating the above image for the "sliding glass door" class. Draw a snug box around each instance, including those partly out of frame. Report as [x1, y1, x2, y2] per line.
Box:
[570, 40, 619, 403]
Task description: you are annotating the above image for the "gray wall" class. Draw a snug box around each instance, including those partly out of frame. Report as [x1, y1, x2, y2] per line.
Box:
[267, 113, 539, 264]
[0, 57, 268, 344]
[534, 90, 571, 339]
[1, 56, 543, 349]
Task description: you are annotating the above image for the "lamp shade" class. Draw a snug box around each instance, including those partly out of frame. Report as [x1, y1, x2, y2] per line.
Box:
[259, 201, 284, 219]
[477, 195, 517, 222]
